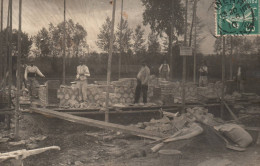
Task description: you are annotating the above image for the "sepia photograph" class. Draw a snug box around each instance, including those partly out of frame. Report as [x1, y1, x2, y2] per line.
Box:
[0, 0, 260, 165]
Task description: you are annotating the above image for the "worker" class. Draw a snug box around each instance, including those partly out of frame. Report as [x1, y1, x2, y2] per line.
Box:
[76, 59, 90, 102]
[159, 60, 170, 80]
[236, 64, 246, 93]
[134, 60, 150, 105]
[199, 60, 208, 87]
[24, 58, 45, 98]
[16, 59, 27, 90]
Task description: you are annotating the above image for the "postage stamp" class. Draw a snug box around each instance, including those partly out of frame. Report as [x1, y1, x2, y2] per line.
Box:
[215, 0, 259, 36]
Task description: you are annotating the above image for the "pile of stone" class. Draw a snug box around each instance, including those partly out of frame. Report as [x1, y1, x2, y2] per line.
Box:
[131, 107, 217, 134]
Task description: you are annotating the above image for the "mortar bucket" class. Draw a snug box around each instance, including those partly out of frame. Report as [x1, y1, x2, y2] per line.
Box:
[159, 149, 182, 166]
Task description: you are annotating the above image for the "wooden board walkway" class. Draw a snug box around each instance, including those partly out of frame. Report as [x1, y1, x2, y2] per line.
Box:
[30, 107, 168, 140]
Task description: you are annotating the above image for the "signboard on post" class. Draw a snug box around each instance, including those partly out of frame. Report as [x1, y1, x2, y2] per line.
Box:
[180, 46, 192, 56]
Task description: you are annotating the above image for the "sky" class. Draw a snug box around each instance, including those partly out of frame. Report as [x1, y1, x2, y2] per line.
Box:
[2, 0, 217, 54]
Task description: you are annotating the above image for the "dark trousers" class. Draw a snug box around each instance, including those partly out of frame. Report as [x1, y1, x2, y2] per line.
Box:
[134, 80, 148, 103]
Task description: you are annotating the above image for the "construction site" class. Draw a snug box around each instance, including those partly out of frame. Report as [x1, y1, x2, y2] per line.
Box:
[1, 0, 260, 166]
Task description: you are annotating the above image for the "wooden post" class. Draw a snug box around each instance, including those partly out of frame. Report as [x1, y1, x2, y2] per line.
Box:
[118, 0, 123, 80]
[6, 0, 12, 130]
[193, 0, 197, 83]
[14, 0, 22, 139]
[8, 0, 12, 108]
[105, 0, 116, 122]
[62, 0, 66, 85]
[182, 0, 188, 113]
[4, 0, 9, 89]
[229, 36, 233, 80]
[0, 0, 3, 80]
[221, 36, 225, 118]
[169, 0, 173, 80]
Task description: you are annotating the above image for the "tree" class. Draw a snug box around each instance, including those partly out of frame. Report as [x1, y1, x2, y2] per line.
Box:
[10, 29, 32, 58]
[35, 27, 51, 57]
[35, 20, 88, 58]
[96, 17, 116, 53]
[141, 0, 185, 47]
[214, 36, 244, 55]
[133, 24, 146, 54]
[53, 19, 88, 57]
[116, 19, 133, 53]
[147, 32, 161, 54]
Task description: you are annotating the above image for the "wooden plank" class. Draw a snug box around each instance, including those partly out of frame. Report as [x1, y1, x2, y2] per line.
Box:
[64, 109, 162, 115]
[223, 100, 239, 121]
[30, 107, 167, 140]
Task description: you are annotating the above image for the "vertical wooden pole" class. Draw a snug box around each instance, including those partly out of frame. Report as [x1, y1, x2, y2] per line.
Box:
[0, 0, 3, 80]
[193, 0, 197, 83]
[4, 0, 8, 89]
[229, 36, 233, 80]
[118, 0, 123, 80]
[105, 0, 116, 122]
[182, 0, 188, 113]
[8, 0, 12, 107]
[221, 36, 225, 118]
[6, 0, 12, 130]
[15, 0, 22, 138]
[62, 0, 66, 85]
[169, 0, 173, 80]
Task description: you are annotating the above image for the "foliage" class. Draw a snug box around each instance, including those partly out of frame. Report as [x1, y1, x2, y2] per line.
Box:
[96, 17, 116, 53]
[115, 19, 133, 53]
[141, 0, 185, 37]
[34, 19, 88, 58]
[147, 32, 161, 55]
[132, 25, 146, 54]
[1, 29, 33, 58]
[35, 27, 51, 57]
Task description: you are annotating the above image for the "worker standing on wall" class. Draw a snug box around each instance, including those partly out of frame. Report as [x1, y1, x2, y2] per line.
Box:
[159, 60, 170, 81]
[134, 60, 150, 105]
[199, 60, 208, 87]
[76, 59, 90, 102]
[24, 58, 45, 98]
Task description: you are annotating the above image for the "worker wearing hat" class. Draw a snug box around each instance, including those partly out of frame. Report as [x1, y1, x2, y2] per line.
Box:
[76, 59, 90, 102]
[24, 58, 45, 98]
[134, 60, 150, 105]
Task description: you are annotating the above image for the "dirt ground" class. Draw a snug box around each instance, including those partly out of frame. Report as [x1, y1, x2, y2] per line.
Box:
[1, 112, 260, 166]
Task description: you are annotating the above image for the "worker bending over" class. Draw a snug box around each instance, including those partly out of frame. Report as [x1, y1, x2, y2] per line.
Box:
[76, 59, 90, 102]
[24, 58, 45, 98]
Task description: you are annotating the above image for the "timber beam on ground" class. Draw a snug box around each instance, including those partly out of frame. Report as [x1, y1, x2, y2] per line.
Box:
[30, 107, 168, 140]
[53, 103, 221, 113]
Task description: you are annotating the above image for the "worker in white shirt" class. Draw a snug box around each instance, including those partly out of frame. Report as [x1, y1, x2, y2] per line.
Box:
[159, 60, 170, 80]
[199, 61, 208, 87]
[24, 58, 45, 98]
[76, 59, 90, 102]
[134, 60, 150, 104]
